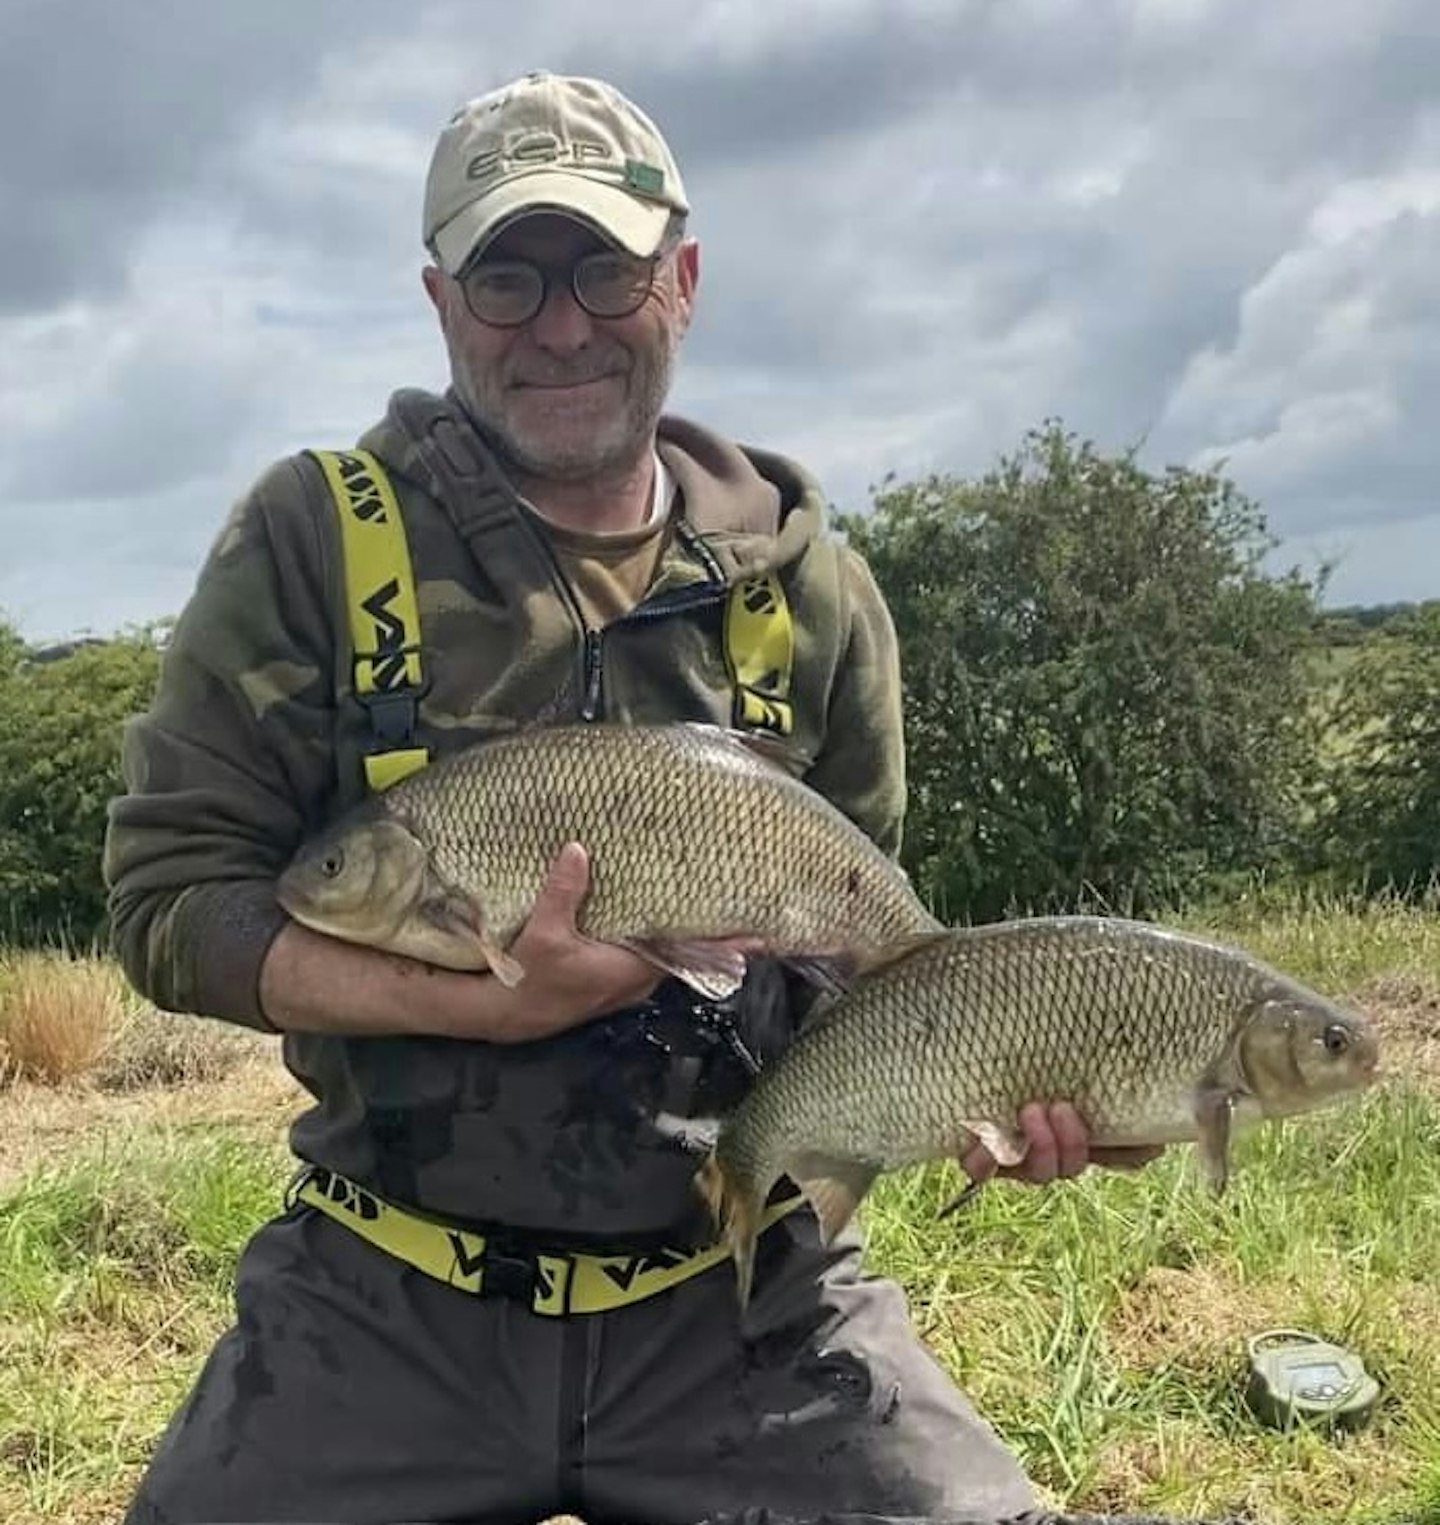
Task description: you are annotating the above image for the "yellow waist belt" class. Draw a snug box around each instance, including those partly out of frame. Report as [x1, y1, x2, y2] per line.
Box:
[287, 1164, 801, 1317]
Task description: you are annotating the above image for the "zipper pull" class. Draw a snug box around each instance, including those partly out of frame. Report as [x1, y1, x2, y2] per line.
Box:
[581, 629, 604, 720]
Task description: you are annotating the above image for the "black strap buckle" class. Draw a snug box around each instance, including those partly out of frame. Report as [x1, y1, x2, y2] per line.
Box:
[479, 1240, 541, 1302]
[355, 686, 421, 747]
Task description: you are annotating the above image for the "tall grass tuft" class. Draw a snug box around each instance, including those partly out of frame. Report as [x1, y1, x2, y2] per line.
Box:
[0, 952, 125, 1085]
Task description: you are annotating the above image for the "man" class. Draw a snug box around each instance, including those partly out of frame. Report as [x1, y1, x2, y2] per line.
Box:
[106, 71, 1156, 1525]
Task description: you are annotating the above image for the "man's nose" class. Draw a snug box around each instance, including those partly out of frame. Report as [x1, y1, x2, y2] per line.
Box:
[527, 276, 595, 352]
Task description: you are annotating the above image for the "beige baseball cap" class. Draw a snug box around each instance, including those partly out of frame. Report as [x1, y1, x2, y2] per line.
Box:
[423, 71, 690, 275]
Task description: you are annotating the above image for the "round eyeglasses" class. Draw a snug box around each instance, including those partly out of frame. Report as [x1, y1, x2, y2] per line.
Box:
[458, 245, 669, 328]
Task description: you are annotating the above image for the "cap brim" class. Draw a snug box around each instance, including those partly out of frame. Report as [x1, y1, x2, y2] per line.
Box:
[431, 172, 674, 274]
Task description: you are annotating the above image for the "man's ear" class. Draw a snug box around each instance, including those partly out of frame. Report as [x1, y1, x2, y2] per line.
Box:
[675, 238, 700, 330]
[422, 264, 445, 312]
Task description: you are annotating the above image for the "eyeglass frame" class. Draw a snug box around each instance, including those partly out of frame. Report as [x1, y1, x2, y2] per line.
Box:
[454, 224, 686, 329]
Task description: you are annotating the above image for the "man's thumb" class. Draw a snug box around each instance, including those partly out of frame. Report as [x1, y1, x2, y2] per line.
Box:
[535, 841, 591, 926]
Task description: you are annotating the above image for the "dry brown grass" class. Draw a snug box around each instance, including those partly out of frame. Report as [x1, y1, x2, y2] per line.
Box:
[1104, 1262, 1277, 1371]
[92, 1003, 259, 1092]
[1096, 1257, 1440, 1520]
[1354, 972, 1440, 1097]
[0, 1052, 297, 1196]
[0, 952, 124, 1085]
[1083, 1423, 1418, 1521]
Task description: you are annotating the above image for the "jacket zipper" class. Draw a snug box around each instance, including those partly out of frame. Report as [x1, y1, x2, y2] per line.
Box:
[531, 518, 733, 724]
[579, 583, 733, 721]
[580, 629, 604, 720]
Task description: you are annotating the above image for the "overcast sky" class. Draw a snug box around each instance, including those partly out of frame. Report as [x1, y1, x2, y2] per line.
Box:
[3, 0, 1437, 643]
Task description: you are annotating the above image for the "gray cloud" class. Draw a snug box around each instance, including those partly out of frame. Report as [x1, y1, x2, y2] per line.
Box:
[0, 0, 404, 310]
[4, 0, 1438, 641]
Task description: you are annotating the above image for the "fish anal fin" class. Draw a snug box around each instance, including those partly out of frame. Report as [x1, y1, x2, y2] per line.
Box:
[625, 939, 748, 1001]
[781, 954, 856, 997]
[791, 1155, 880, 1242]
[1195, 1086, 1236, 1194]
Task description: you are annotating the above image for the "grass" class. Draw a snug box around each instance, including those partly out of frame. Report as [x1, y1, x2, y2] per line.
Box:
[0, 898, 1436, 1524]
[0, 947, 260, 1104]
[863, 1084, 1439, 1522]
[0, 952, 122, 1085]
[0, 1131, 291, 1525]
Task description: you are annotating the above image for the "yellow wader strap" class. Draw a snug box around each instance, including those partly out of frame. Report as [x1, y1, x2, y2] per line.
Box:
[725, 573, 794, 737]
[288, 1165, 804, 1316]
[309, 448, 431, 792]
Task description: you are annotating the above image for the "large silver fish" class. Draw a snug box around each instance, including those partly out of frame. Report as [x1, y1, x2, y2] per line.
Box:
[694, 916, 1381, 1306]
[276, 722, 940, 998]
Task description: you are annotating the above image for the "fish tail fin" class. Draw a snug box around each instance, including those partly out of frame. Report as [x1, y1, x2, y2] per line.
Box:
[695, 1154, 764, 1311]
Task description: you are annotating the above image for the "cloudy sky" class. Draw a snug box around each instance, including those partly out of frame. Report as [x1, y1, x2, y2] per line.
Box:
[3, 0, 1437, 642]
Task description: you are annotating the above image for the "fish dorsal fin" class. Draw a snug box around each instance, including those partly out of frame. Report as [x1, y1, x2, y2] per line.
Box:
[851, 930, 955, 980]
[674, 721, 804, 776]
[730, 728, 804, 772]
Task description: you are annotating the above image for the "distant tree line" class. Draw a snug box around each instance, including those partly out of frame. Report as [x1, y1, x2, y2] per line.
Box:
[0, 624, 165, 944]
[841, 424, 1440, 918]
[1, 422, 1436, 947]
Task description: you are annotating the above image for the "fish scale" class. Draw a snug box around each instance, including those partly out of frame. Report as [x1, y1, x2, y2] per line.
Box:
[698, 916, 1380, 1309]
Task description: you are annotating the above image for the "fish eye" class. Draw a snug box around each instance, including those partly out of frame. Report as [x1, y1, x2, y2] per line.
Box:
[1322, 1023, 1351, 1056]
[320, 851, 345, 880]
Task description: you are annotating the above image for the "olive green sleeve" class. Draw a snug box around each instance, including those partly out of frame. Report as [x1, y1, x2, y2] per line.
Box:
[803, 545, 908, 860]
[103, 456, 338, 1030]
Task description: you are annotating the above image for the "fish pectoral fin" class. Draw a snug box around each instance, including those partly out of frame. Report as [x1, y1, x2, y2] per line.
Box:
[791, 1155, 880, 1243]
[625, 939, 748, 1000]
[483, 942, 528, 988]
[959, 1119, 1029, 1168]
[1195, 1087, 1236, 1194]
[418, 893, 527, 987]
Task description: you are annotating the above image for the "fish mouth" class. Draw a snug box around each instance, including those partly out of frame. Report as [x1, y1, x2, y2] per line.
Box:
[1347, 1033, 1384, 1089]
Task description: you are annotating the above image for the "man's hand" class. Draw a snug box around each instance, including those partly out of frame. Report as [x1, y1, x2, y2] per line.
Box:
[959, 1101, 1164, 1189]
[484, 842, 769, 1042]
[480, 842, 667, 1042]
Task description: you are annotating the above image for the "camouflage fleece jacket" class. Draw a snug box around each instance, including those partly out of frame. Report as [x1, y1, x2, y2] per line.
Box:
[103, 388, 906, 1241]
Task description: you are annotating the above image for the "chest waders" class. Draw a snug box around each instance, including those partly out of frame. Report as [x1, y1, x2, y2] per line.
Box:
[295, 444, 802, 1312]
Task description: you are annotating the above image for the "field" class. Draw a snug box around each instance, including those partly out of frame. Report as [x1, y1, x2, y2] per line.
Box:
[0, 899, 1437, 1525]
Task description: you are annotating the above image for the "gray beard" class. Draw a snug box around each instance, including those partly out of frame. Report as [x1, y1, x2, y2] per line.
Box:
[453, 339, 677, 486]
